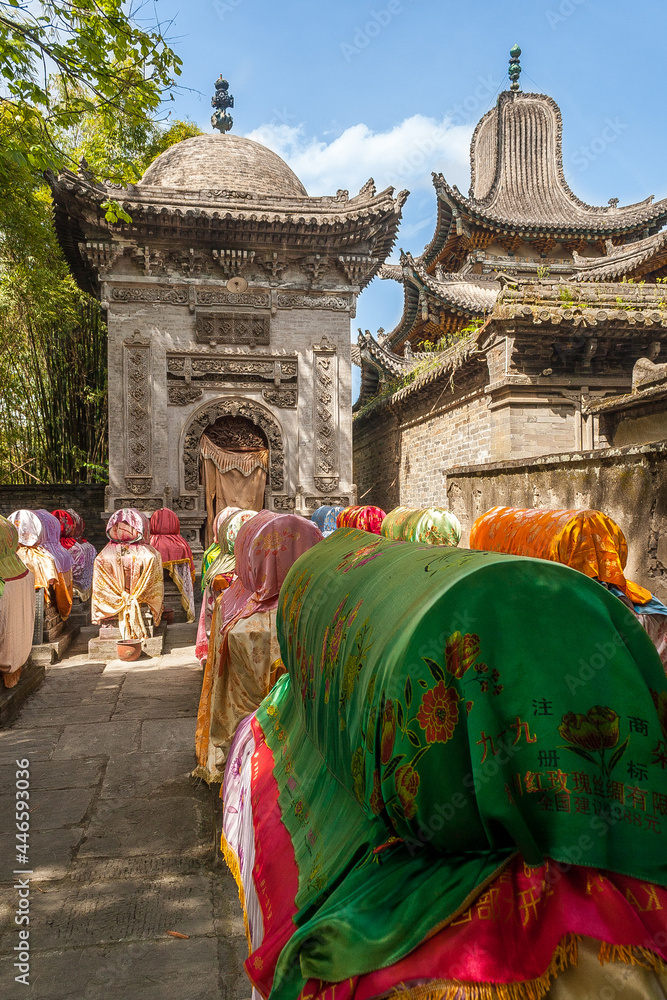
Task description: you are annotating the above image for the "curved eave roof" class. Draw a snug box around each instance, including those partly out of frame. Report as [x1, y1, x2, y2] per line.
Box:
[47, 170, 407, 293]
[572, 231, 667, 281]
[434, 173, 667, 237]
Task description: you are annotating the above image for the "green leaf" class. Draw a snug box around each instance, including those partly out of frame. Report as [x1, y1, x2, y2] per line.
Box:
[383, 754, 406, 781]
[404, 676, 412, 709]
[406, 729, 421, 748]
[608, 736, 630, 774]
[418, 679, 428, 689]
[561, 745, 597, 765]
[423, 658, 445, 683]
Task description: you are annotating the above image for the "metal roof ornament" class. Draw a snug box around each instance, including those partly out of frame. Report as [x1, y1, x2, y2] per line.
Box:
[508, 44, 522, 92]
[211, 75, 234, 133]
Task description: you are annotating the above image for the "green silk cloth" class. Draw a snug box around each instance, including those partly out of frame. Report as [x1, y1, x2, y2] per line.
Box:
[381, 505, 462, 545]
[259, 527, 667, 1000]
[200, 542, 220, 592]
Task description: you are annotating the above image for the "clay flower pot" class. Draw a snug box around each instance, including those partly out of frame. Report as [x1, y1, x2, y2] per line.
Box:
[163, 608, 175, 625]
[116, 639, 142, 662]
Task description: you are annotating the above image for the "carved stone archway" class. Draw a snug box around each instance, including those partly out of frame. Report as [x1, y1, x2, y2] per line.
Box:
[181, 397, 286, 494]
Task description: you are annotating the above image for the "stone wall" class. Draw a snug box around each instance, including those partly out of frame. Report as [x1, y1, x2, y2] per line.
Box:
[444, 442, 667, 603]
[0, 485, 107, 549]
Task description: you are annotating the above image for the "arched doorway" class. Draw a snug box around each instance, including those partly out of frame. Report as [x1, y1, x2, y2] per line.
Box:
[199, 415, 269, 547]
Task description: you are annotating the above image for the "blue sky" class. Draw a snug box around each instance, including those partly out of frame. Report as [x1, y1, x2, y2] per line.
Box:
[149, 0, 667, 398]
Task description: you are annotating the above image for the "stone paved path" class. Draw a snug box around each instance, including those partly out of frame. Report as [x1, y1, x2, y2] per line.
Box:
[0, 624, 248, 999]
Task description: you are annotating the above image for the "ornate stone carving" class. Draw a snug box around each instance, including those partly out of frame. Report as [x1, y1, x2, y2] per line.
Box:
[78, 241, 124, 272]
[124, 343, 152, 489]
[169, 248, 212, 277]
[130, 246, 167, 276]
[195, 312, 270, 347]
[262, 388, 297, 408]
[272, 495, 296, 510]
[182, 398, 285, 492]
[167, 353, 297, 407]
[259, 252, 288, 281]
[212, 249, 256, 276]
[168, 385, 204, 405]
[112, 286, 188, 305]
[337, 254, 377, 285]
[112, 496, 162, 511]
[305, 495, 349, 508]
[314, 476, 340, 493]
[196, 289, 270, 308]
[302, 254, 326, 282]
[123, 478, 154, 496]
[277, 292, 352, 311]
[172, 496, 197, 510]
[313, 342, 338, 482]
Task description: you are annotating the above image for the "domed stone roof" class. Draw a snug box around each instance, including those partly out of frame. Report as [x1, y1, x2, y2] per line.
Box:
[138, 133, 308, 198]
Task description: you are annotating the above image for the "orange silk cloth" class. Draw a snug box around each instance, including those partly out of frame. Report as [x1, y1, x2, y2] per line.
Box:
[92, 542, 164, 639]
[470, 507, 651, 604]
[17, 545, 73, 619]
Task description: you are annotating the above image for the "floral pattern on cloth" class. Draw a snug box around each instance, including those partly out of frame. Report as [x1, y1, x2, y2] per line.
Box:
[52, 508, 96, 602]
[221, 714, 264, 951]
[234, 528, 667, 1000]
[194, 511, 322, 783]
[336, 505, 386, 534]
[196, 509, 259, 664]
[8, 510, 73, 618]
[105, 508, 151, 544]
[470, 506, 651, 604]
[381, 505, 462, 546]
[91, 541, 163, 639]
[149, 508, 196, 622]
[311, 506, 344, 537]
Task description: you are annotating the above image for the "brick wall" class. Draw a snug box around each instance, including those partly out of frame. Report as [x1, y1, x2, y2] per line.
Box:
[445, 442, 667, 603]
[0, 485, 107, 550]
[353, 410, 400, 512]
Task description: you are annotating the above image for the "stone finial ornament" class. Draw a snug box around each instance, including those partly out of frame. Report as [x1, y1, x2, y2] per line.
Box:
[211, 75, 234, 133]
[508, 44, 522, 92]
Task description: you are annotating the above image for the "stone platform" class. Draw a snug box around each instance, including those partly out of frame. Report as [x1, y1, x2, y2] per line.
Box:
[69, 595, 92, 627]
[31, 624, 81, 665]
[88, 623, 167, 661]
[0, 659, 45, 728]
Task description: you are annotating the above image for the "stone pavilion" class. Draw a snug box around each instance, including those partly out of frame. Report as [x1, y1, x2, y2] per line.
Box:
[49, 79, 406, 551]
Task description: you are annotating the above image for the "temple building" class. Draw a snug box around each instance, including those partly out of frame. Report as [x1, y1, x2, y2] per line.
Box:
[354, 49, 667, 595]
[49, 78, 405, 551]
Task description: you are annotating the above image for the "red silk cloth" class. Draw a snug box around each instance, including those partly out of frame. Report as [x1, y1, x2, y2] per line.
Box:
[336, 505, 387, 534]
[149, 508, 195, 575]
[244, 714, 667, 1000]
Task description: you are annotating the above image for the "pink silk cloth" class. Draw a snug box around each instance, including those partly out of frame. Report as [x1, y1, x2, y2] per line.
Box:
[8, 509, 73, 619]
[106, 508, 150, 544]
[196, 509, 259, 665]
[52, 508, 96, 602]
[336, 505, 387, 534]
[194, 511, 323, 782]
[239, 714, 667, 1000]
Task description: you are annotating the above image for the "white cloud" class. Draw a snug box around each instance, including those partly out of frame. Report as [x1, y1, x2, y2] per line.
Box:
[244, 115, 473, 198]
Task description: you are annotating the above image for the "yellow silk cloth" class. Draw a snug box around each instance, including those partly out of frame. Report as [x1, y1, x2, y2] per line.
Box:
[470, 507, 651, 604]
[91, 543, 164, 639]
[17, 544, 73, 619]
[195, 608, 282, 783]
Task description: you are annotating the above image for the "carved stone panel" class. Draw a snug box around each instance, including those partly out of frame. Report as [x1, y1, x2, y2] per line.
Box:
[306, 495, 350, 508]
[313, 341, 339, 491]
[112, 286, 188, 305]
[123, 343, 152, 491]
[272, 495, 296, 510]
[195, 312, 270, 347]
[167, 353, 297, 407]
[182, 398, 285, 493]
